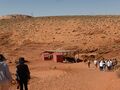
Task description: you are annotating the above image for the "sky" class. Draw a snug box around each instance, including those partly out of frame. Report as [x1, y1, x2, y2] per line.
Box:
[0, 0, 120, 16]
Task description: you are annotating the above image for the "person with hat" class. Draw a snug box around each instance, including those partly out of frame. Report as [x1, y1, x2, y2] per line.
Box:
[16, 57, 30, 90]
[0, 54, 13, 90]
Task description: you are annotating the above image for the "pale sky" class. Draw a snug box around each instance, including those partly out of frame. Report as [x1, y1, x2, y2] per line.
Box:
[0, 0, 120, 16]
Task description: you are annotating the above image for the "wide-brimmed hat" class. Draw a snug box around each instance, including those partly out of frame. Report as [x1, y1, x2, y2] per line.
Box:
[19, 57, 25, 64]
[0, 54, 6, 61]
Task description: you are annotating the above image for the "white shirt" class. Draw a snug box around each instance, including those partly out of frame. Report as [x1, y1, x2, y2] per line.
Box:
[94, 60, 97, 64]
[99, 61, 105, 67]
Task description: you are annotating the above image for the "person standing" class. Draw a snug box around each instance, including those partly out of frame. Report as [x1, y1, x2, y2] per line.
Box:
[94, 60, 98, 68]
[99, 60, 104, 71]
[16, 57, 30, 90]
[0, 54, 13, 90]
[88, 60, 91, 68]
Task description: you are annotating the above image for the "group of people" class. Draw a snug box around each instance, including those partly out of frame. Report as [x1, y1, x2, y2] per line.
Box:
[88, 58, 118, 71]
[0, 54, 30, 90]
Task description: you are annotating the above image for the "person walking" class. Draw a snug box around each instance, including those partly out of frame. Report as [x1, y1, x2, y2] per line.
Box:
[99, 60, 104, 71]
[94, 60, 98, 68]
[16, 57, 30, 90]
[0, 54, 13, 90]
[88, 60, 91, 68]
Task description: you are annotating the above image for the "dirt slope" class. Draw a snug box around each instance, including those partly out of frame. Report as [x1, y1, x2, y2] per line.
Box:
[0, 15, 120, 90]
[0, 15, 120, 60]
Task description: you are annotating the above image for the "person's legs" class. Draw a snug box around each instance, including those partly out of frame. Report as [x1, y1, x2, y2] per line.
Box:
[23, 81, 28, 90]
[19, 81, 23, 90]
[95, 64, 97, 68]
[100, 67, 102, 70]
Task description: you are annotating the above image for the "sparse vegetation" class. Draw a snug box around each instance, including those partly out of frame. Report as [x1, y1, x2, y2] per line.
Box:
[0, 15, 120, 60]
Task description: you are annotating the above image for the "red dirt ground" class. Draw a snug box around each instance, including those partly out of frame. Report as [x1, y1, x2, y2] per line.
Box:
[9, 60, 120, 90]
[0, 15, 120, 90]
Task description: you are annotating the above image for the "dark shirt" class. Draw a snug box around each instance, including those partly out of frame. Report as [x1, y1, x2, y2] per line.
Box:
[16, 63, 30, 82]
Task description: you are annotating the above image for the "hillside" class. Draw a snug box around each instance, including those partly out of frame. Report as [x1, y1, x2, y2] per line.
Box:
[0, 15, 120, 61]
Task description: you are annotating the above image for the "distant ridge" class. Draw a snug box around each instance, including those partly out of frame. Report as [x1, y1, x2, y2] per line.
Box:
[0, 14, 32, 20]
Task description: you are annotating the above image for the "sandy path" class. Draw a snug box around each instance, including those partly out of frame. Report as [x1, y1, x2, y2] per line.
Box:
[10, 62, 120, 90]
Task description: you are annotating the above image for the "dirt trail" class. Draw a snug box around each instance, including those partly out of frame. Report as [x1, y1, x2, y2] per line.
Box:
[10, 61, 120, 90]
